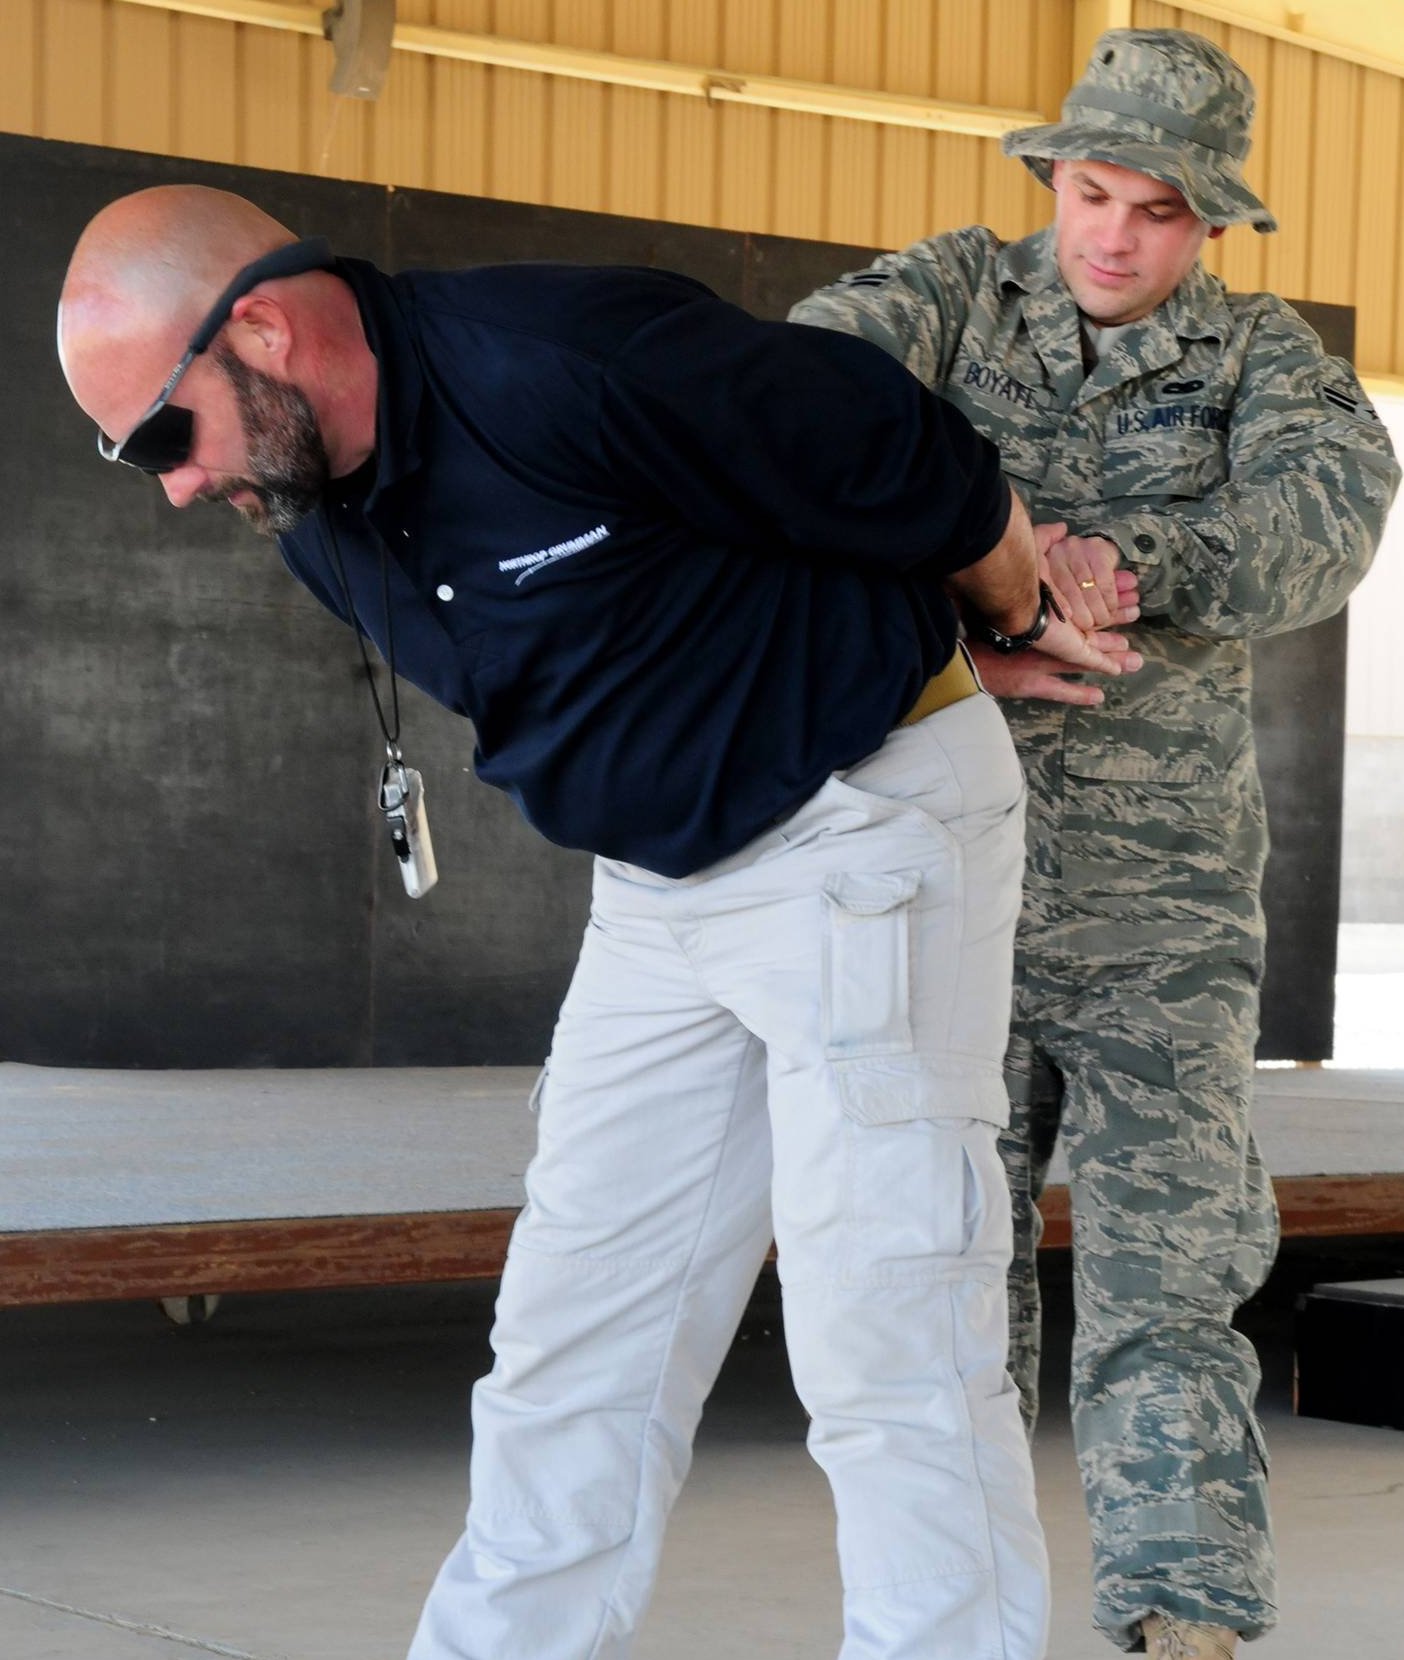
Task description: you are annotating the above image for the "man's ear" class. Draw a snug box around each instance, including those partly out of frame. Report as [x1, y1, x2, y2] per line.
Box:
[227, 293, 293, 369]
[1207, 225, 1227, 241]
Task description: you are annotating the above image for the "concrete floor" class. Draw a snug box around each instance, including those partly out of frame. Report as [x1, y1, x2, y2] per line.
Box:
[2, 1245, 1401, 1660]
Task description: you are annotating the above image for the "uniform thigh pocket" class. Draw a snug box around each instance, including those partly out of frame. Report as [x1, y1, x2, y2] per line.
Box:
[821, 870, 921, 1060]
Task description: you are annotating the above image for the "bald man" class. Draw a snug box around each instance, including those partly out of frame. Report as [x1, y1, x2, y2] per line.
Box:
[60, 190, 372, 534]
[61, 185, 1133, 1660]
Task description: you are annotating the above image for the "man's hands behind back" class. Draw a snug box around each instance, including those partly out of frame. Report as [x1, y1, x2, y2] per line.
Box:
[971, 521, 1144, 705]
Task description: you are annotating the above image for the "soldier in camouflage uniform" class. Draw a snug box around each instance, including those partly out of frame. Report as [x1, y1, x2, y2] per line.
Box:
[792, 28, 1399, 1660]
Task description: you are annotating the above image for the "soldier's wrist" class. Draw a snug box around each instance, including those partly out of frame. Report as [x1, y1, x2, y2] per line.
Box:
[1084, 520, 1158, 568]
[1083, 517, 1171, 609]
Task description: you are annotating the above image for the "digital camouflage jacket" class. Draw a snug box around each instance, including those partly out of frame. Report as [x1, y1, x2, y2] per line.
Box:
[792, 226, 1400, 961]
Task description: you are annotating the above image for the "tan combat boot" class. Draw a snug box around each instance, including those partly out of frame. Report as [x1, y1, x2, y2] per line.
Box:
[1142, 1613, 1237, 1659]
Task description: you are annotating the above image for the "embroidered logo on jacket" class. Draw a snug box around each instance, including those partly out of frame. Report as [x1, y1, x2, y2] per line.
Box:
[499, 523, 611, 586]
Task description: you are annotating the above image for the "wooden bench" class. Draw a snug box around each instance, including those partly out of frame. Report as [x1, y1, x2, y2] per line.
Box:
[2, 1062, 1401, 1308]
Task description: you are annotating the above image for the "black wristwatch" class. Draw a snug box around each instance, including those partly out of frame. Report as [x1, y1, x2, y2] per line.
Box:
[969, 582, 1063, 654]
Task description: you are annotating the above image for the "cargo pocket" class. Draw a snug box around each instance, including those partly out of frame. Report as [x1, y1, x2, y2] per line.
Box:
[821, 870, 921, 1061]
[844, 1111, 995, 1278]
[1157, 1140, 1277, 1307]
[821, 867, 1010, 1135]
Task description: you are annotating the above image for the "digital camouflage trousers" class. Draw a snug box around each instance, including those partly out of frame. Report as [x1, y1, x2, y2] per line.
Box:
[999, 950, 1280, 1650]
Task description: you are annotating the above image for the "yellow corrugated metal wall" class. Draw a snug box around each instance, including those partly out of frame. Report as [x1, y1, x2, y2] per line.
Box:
[2, 0, 1403, 374]
[0, 1, 1069, 247]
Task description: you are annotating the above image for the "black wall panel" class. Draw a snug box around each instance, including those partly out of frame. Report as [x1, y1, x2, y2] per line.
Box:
[1252, 301, 1354, 1061]
[0, 132, 1349, 1063]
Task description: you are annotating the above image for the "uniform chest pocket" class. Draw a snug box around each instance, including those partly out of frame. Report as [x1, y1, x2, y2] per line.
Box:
[942, 383, 1060, 494]
[991, 419, 1064, 495]
[1101, 418, 1229, 504]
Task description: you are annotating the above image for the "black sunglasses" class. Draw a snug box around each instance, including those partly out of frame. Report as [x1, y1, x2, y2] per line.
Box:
[96, 236, 335, 475]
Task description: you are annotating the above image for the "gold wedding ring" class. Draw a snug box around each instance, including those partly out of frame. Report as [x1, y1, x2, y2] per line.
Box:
[1079, 579, 1097, 589]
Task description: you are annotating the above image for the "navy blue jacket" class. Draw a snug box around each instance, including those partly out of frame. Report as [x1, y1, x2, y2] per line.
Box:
[278, 258, 1010, 877]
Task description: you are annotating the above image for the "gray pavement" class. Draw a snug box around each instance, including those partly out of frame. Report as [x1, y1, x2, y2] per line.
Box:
[2, 1254, 1401, 1660]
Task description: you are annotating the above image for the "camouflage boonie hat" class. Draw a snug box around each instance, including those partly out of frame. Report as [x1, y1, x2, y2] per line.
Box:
[1003, 28, 1276, 233]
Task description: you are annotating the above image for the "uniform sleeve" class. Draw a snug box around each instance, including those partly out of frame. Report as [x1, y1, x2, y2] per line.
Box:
[786, 230, 989, 388]
[1091, 302, 1401, 640]
[598, 288, 1010, 576]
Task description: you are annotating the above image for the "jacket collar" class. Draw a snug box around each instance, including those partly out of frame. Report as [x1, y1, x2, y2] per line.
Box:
[995, 226, 1231, 407]
[329, 256, 425, 507]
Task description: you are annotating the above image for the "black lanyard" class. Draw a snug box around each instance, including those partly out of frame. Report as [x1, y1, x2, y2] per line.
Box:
[322, 511, 402, 759]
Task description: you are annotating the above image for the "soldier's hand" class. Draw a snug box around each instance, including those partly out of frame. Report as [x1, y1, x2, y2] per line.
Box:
[1042, 533, 1139, 630]
[968, 630, 1143, 706]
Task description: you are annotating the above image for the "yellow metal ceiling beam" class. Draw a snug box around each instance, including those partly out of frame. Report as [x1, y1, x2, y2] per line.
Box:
[1070, 1, 1404, 83]
[112, 0, 1044, 139]
[1171, 2, 1404, 80]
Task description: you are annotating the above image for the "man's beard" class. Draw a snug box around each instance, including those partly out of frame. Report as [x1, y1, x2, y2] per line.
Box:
[210, 346, 330, 536]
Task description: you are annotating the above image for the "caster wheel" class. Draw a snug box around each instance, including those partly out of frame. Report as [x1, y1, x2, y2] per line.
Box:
[159, 1293, 222, 1325]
